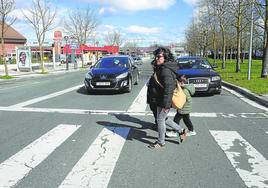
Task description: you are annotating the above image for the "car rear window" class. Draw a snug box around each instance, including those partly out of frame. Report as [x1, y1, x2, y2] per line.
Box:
[95, 57, 128, 68]
[177, 58, 212, 69]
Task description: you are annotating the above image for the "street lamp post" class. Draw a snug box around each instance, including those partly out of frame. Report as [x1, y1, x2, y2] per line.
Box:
[64, 36, 69, 71]
[247, 1, 254, 80]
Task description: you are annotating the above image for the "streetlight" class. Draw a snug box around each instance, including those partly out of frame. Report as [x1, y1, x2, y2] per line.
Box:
[247, 0, 254, 80]
[64, 36, 69, 70]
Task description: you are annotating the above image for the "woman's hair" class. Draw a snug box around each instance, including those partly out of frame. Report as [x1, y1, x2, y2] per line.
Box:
[178, 75, 187, 83]
[153, 46, 175, 62]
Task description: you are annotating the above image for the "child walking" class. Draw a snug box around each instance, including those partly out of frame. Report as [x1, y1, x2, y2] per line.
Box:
[166, 75, 196, 137]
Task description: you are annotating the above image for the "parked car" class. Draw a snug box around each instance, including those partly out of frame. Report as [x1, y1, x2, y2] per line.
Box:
[84, 55, 139, 93]
[176, 56, 222, 94]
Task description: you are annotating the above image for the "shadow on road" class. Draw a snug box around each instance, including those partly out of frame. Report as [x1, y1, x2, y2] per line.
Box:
[97, 114, 179, 145]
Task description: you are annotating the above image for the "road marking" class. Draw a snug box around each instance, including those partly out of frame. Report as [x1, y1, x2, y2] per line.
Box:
[1, 106, 268, 119]
[59, 127, 130, 188]
[9, 84, 83, 108]
[223, 86, 268, 112]
[0, 124, 81, 188]
[127, 83, 148, 112]
[190, 112, 217, 117]
[210, 130, 268, 188]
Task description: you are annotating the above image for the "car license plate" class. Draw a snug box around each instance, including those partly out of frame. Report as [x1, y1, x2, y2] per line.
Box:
[193, 84, 207, 88]
[96, 82, 110, 86]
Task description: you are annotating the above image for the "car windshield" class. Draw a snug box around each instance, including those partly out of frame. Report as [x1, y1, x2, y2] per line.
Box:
[94, 57, 128, 68]
[177, 58, 212, 69]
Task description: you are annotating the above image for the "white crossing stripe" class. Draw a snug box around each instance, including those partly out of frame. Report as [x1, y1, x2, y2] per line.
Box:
[9, 84, 83, 108]
[127, 83, 148, 112]
[210, 130, 268, 188]
[59, 127, 130, 188]
[0, 124, 81, 187]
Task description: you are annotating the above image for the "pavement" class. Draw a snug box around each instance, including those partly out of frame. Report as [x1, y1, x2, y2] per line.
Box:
[1, 62, 268, 108]
[0, 61, 88, 80]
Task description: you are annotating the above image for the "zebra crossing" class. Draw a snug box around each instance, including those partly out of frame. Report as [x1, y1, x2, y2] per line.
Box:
[0, 124, 267, 188]
[0, 83, 268, 187]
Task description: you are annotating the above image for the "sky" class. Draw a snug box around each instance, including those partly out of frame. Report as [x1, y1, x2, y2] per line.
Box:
[13, 0, 198, 47]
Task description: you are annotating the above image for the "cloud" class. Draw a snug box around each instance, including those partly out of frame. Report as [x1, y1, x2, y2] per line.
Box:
[99, 7, 117, 16]
[85, 0, 176, 12]
[183, 0, 199, 6]
[126, 25, 161, 35]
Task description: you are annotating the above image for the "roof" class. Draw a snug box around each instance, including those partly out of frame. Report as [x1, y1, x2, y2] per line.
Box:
[0, 23, 26, 40]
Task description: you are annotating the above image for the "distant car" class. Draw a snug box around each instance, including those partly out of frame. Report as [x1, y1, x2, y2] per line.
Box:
[84, 55, 139, 93]
[176, 56, 222, 94]
[132, 56, 143, 65]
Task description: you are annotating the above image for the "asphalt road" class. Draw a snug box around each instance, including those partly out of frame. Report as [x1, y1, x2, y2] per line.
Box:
[0, 59, 267, 188]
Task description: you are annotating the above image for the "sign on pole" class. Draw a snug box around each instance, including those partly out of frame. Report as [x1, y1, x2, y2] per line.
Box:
[16, 46, 32, 72]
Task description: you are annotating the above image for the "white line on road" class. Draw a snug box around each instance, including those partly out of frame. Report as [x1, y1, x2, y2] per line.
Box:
[0, 124, 81, 188]
[223, 86, 268, 112]
[127, 83, 148, 112]
[0, 106, 220, 117]
[59, 127, 130, 188]
[210, 130, 268, 188]
[9, 84, 83, 108]
[1, 106, 268, 119]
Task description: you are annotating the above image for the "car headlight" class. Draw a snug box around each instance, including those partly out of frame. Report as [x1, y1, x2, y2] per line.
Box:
[211, 76, 221, 81]
[85, 72, 92, 79]
[116, 72, 128, 79]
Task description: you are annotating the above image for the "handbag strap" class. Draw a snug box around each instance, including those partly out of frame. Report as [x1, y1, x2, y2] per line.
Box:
[154, 73, 181, 90]
[153, 73, 164, 88]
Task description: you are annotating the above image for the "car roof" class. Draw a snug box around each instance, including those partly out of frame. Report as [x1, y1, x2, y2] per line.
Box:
[102, 55, 130, 59]
[177, 56, 204, 60]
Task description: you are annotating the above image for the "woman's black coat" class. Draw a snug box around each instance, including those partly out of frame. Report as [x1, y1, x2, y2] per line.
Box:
[147, 61, 178, 109]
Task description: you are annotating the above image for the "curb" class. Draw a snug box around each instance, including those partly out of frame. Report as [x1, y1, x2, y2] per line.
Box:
[222, 81, 268, 108]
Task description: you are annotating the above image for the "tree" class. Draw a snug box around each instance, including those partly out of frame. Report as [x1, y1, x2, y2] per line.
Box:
[22, 0, 56, 73]
[229, 0, 251, 72]
[64, 7, 99, 67]
[0, 0, 16, 77]
[104, 30, 123, 47]
[261, 0, 268, 77]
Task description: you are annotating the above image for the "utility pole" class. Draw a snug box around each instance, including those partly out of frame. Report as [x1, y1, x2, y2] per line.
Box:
[64, 36, 69, 71]
[247, 0, 254, 80]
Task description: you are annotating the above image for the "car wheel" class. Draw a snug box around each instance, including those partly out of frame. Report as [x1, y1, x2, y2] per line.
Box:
[126, 77, 132, 92]
[134, 74, 139, 85]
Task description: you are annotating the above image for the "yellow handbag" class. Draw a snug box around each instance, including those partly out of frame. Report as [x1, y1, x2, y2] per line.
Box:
[154, 73, 186, 109]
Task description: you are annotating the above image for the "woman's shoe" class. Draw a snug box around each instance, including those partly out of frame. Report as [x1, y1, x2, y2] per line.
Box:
[148, 142, 165, 149]
[179, 129, 187, 143]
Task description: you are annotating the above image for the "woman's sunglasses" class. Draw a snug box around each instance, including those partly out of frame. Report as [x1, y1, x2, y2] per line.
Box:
[156, 55, 164, 59]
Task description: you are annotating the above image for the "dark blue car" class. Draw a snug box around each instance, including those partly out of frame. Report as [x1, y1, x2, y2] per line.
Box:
[176, 56, 222, 94]
[84, 55, 139, 93]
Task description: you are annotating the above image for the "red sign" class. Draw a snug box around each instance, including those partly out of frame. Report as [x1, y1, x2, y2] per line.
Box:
[54, 31, 62, 40]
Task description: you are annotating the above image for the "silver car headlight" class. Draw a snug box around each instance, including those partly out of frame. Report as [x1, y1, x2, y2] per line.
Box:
[85, 72, 92, 79]
[116, 72, 128, 79]
[211, 76, 221, 81]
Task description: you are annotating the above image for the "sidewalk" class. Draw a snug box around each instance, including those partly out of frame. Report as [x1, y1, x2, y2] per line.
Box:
[0, 61, 88, 80]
